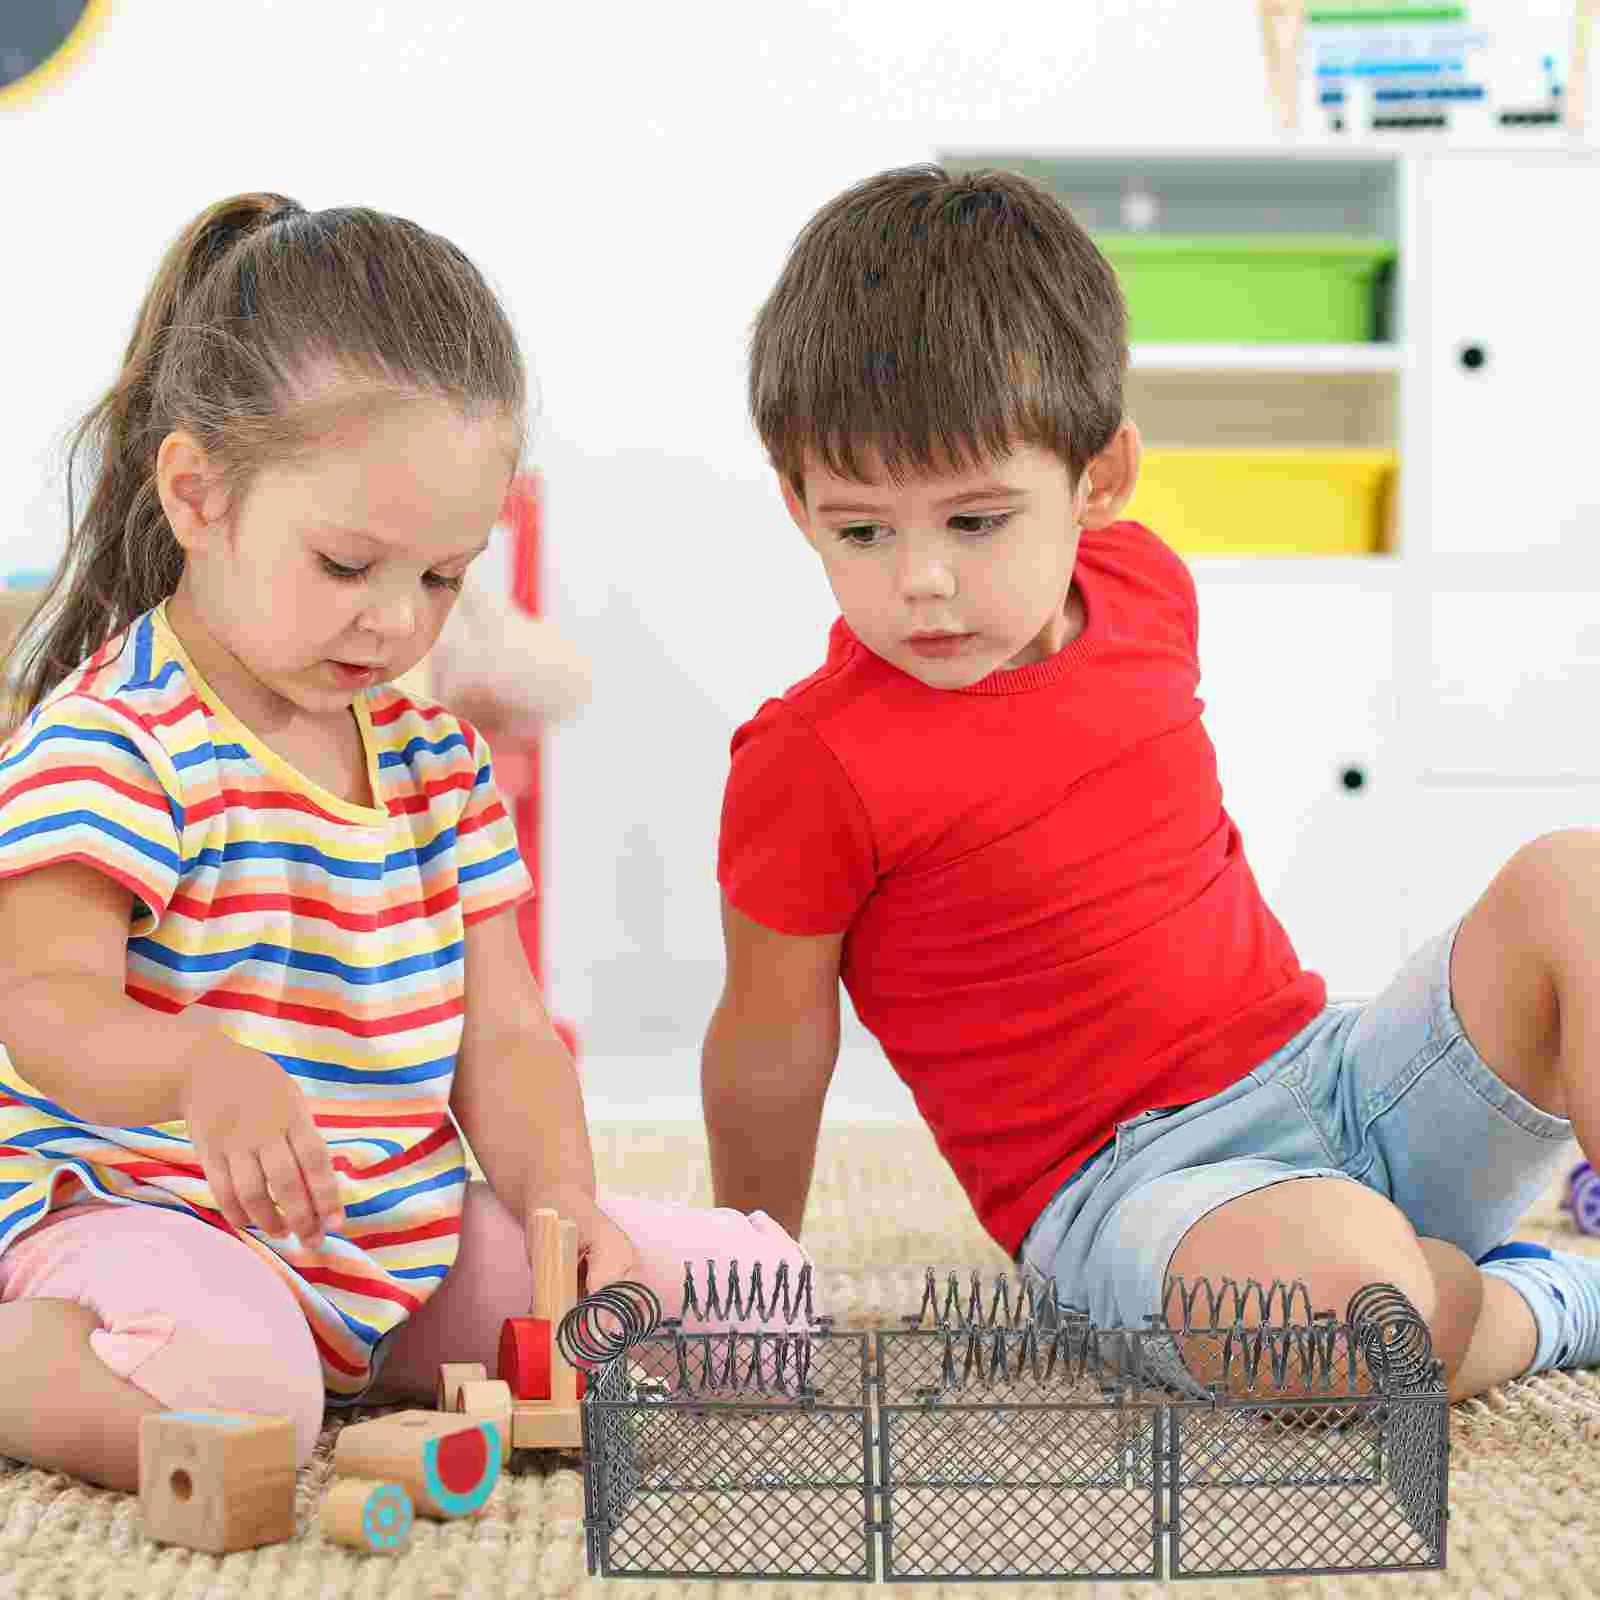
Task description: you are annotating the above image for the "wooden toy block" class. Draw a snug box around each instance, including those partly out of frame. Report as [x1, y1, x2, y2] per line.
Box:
[529, 1208, 565, 1322]
[321, 1477, 414, 1553]
[554, 1218, 579, 1407]
[138, 1409, 296, 1554]
[455, 1379, 514, 1465]
[507, 1208, 590, 1454]
[333, 1410, 500, 1519]
[435, 1361, 488, 1412]
[511, 1403, 583, 1452]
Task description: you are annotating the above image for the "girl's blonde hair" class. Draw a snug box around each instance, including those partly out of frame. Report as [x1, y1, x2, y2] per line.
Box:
[748, 164, 1126, 502]
[9, 193, 526, 719]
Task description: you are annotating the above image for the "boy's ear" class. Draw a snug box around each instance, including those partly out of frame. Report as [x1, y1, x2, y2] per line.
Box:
[1077, 421, 1142, 530]
[156, 431, 232, 554]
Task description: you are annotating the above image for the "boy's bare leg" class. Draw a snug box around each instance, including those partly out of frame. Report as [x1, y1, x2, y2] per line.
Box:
[1448, 830, 1600, 1156]
[0, 1298, 164, 1492]
[1167, 1185, 1541, 1401]
[1444, 1265, 1539, 1401]
[1415, 1237, 1486, 1390]
[1166, 1178, 1438, 1393]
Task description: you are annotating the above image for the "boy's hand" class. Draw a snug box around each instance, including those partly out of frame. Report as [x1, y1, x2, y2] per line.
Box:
[526, 1185, 638, 1299]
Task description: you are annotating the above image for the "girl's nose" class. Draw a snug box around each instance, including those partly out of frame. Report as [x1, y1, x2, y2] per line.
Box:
[360, 592, 417, 639]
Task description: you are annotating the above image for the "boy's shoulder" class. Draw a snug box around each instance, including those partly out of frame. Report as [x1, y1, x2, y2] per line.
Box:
[1082, 517, 1196, 611]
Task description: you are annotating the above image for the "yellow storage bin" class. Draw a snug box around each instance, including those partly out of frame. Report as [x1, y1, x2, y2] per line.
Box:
[1125, 449, 1397, 556]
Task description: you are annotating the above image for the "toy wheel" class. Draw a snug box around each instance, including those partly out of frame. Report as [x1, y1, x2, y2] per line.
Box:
[1573, 1172, 1600, 1236]
[1563, 1160, 1592, 1212]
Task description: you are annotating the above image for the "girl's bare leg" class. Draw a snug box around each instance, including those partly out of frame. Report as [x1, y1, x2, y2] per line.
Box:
[0, 1298, 164, 1492]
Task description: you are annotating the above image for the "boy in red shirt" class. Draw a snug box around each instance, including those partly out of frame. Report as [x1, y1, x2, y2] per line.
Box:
[705, 163, 1600, 1400]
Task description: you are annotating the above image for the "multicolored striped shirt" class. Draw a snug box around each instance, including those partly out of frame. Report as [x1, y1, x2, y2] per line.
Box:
[0, 603, 533, 1396]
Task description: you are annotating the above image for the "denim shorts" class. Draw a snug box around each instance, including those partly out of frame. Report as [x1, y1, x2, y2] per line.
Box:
[1017, 917, 1578, 1341]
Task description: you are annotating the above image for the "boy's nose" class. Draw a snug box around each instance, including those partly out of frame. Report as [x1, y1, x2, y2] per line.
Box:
[899, 556, 957, 601]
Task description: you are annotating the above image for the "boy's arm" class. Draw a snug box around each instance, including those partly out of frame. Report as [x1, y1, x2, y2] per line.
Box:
[702, 894, 844, 1241]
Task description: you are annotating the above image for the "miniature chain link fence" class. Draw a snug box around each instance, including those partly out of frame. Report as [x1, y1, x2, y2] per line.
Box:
[566, 1262, 1448, 1584]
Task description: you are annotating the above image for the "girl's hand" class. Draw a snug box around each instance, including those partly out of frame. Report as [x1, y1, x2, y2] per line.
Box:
[527, 1186, 638, 1298]
[179, 1043, 345, 1248]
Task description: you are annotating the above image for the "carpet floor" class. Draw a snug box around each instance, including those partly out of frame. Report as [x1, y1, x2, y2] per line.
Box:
[2, 1121, 1598, 1598]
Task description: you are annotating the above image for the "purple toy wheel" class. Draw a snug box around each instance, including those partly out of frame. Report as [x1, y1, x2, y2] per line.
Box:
[1563, 1160, 1593, 1212]
[1573, 1172, 1600, 1236]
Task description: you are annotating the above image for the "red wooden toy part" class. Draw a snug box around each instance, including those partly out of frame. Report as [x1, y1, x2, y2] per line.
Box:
[433, 1426, 491, 1498]
[499, 471, 581, 1062]
[499, 1316, 552, 1400]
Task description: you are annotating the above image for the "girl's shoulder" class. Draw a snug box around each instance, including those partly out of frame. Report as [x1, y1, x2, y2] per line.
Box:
[11, 610, 182, 753]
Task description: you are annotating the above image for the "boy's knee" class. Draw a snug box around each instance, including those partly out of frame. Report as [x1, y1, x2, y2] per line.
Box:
[1165, 1177, 1439, 1332]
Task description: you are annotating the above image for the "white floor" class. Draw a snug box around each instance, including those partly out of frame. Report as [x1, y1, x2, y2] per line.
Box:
[580, 1043, 919, 1124]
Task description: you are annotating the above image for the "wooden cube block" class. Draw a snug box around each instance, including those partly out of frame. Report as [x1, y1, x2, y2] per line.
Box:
[333, 1410, 499, 1518]
[138, 1410, 296, 1554]
[435, 1361, 488, 1412]
[321, 1477, 414, 1553]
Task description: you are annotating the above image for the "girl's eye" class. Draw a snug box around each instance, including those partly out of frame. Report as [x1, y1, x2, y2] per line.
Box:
[320, 554, 463, 592]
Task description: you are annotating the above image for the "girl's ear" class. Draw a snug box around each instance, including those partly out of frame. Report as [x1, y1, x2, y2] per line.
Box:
[1077, 421, 1143, 530]
[156, 431, 231, 554]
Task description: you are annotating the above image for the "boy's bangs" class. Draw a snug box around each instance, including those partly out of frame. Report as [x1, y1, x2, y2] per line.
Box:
[775, 347, 1065, 498]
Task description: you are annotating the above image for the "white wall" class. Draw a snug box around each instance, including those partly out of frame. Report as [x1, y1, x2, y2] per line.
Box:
[1, 1, 1280, 1110]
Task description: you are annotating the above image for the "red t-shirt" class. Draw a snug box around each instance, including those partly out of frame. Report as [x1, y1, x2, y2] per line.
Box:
[717, 520, 1327, 1258]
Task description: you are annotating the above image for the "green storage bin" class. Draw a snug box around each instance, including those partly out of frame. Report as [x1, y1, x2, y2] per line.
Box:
[1095, 234, 1396, 344]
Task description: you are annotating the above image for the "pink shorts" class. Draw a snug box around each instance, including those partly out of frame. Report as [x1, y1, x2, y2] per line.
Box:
[0, 1184, 812, 1468]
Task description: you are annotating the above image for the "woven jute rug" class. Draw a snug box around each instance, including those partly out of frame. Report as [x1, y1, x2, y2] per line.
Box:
[3, 1120, 1599, 1598]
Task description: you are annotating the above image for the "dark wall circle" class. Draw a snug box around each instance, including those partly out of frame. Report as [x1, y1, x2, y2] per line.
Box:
[0, 2, 110, 109]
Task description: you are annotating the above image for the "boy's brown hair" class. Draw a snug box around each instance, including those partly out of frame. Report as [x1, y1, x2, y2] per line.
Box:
[748, 163, 1127, 504]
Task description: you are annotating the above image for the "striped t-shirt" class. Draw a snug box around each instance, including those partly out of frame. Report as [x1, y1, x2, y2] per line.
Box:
[0, 603, 533, 1395]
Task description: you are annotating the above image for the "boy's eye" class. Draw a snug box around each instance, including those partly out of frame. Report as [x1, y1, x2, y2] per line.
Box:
[424, 571, 466, 592]
[835, 513, 1011, 546]
[838, 524, 886, 548]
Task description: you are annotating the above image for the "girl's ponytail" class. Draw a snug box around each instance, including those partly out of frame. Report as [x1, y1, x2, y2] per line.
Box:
[8, 194, 300, 721]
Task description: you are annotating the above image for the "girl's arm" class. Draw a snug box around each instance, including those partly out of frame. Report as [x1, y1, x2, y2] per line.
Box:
[0, 860, 244, 1125]
[451, 905, 633, 1288]
[0, 860, 343, 1244]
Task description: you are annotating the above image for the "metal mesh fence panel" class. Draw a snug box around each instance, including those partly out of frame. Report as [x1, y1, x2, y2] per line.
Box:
[575, 1270, 1447, 1583]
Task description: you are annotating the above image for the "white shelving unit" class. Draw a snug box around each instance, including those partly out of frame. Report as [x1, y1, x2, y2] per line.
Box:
[948, 144, 1600, 998]
[1131, 343, 1404, 373]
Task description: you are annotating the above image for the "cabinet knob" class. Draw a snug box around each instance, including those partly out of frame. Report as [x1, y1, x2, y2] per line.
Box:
[1340, 765, 1368, 793]
[1458, 343, 1488, 372]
